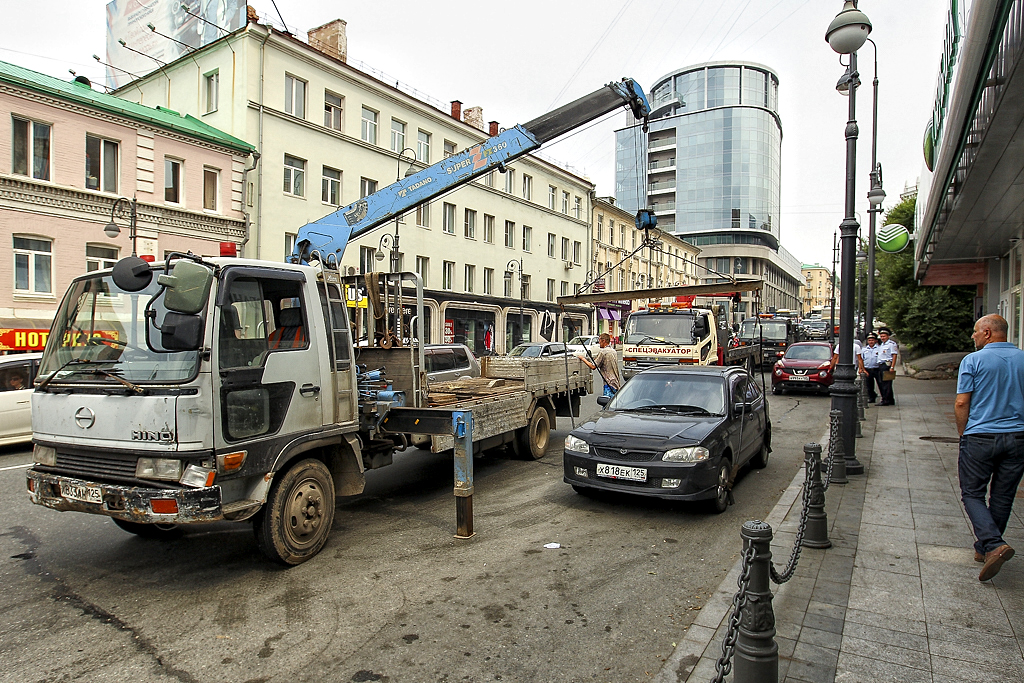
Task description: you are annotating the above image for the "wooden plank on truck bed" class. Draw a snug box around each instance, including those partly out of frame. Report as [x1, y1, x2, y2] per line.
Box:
[429, 393, 529, 452]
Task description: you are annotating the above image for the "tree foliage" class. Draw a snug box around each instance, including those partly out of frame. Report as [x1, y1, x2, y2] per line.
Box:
[872, 194, 975, 357]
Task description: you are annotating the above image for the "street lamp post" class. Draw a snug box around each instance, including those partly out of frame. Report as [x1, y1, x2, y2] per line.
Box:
[377, 147, 419, 272]
[505, 259, 526, 346]
[826, 0, 872, 476]
[104, 196, 140, 256]
[864, 38, 885, 337]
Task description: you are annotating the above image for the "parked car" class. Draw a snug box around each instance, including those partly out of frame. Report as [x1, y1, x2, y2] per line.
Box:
[771, 342, 834, 395]
[801, 320, 830, 340]
[562, 365, 771, 511]
[423, 344, 480, 382]
[509, 342, 567, 357]
[0, 353, 42, 447]
[566, 335, 601, 355]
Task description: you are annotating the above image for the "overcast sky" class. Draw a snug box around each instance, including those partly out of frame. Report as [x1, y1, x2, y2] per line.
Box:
[2, 0, 949, 269]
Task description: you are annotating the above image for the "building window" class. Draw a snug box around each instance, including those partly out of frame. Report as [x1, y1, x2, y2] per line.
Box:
[483, 214, 494, 243]
[573, 240, 581, 264]
[360, 177, 377, 198]
[417, 130, 431, 162]
[546, 278, 555, 302]
[503, 273, 512, 298]
[483, 267, 493, 295]
[547, 233, 556, 258]
[285, 233, 296, 259]
[359, 246, 375, 274]
[561, 191, 569, 214]
[391, 119, 406, 152]
[284, 74, 306, 118]
[416, 256, 429, 287]
[361, 107, 378, 144]
[85, 134, 118, 193]
[443, 202, 456, 234]
[521, 275, 531, 300]
[165, 158, 182, 203]
[416, 204, 430, 227]
[483, 171, 495, 188]
[442, 261, 455, 290]
[560, 281, 569, 296]
[444, 140, 456, 158]
[86, 244, 118, 272]
[522, 225, 532, 252]
[204, 70, 219, 113]
[522, 174, 532, 200]
[505, 169, 515, 194]
[597, 215, 603, 242]
[561, 237, 570, 261]
[324, 92, 343, 130]
[283, 155, 305, 197]
[548, 185, 557, 209]
[464, 209, 476, 239]
[464, 264, 475, 293]
[620, 225, 626, 247]
[504, 221, 515, 248]
[322, 166, 341, 205]
[12, 117, 50, 181]
[203, 167, 219, 211]
[574, 196, 582, 219]
[631, 229, 636, 249]
[609, 223, 615, 246]
[13, 236, 51, 294]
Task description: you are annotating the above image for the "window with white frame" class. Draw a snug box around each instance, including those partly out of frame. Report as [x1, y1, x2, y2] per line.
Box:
[548, 185, 557, 209]
[284, 74, 306, 118]
[361, 107, 378, 144]
[391, 119, 406, 152]
[283, 155, 305, 197]
[521, 274, 531, 299]
[560, 281, 569, 296]
[620, 224, 626, 246]
[285, 233, 297, 259]
[522, 225, 532, 252]
[322, 166, 341, 205]
[561, 237, 569, 261]
[86, 244, 118, 272]
[204, 70, 219, 113]
[13, 236, 52, 294]
[85, 134, 118, 193]
[416, 256, 429, 287]
[505, 168, 515, 193]
[464, 264, 475, 293]
[444, 140, 456, 158]
[504, 221, 515, 248]
[464, 209, 476, 239]
[609, 222, 615, 246]
[484, 171, 495, 188]
[547, 233, 556, 258]
[442, 202, 456, 234]
[546, 278, 555, 302]
[573, 240, 581, 264]
[12, 116, 51, 181]
[522, 174, 532, 200]
[483, 267, 493, 295]
[324, 92, 343, 130]
[417, 130, 430, 162]
[203, 167, 219, 211]
[503, 272, 513, 298]
[574, 196, 582, 219]
[562, 191, 570, 214]
[165, 157, 183, 203]
[597, 215, 603, 242]
[416, 204, 430, 227]
[483, 214, 494, 243]
[360, 177, 377, 198]
[442, 260, 454, 290]
[359, 246, 375, 274]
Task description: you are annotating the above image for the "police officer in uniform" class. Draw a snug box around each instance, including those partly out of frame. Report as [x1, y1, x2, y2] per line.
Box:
[877, 327, 898, 405]
[860, 333, 883, 404]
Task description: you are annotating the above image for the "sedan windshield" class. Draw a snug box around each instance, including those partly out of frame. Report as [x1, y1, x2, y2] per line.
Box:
[785, 345, 832, 361]
[38, 270, 201, 384]
[510, 345, 542, 357]
[610, 373, 726, 415]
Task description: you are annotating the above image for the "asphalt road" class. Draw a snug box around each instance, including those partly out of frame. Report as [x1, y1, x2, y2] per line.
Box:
[0, 372, 832, 683]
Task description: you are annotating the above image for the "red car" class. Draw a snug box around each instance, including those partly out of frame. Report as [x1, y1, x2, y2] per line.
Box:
[771, 342, 834, 395]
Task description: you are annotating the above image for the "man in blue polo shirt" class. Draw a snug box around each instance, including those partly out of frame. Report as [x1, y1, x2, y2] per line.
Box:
[955, 314, 1024, 581]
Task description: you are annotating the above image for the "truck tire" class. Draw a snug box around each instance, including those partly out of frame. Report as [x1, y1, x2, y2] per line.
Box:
[112, 518, 183, 539]
[254, 458, 336, 566]
[517, 407, 551, 460]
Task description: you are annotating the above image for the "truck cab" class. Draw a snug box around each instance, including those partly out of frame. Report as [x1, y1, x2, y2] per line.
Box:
[622, 305, 718, 378]
[738, 317, 800, 365]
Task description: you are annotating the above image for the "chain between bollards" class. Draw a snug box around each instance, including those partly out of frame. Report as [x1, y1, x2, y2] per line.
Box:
[801, 443, 832, 549]
[827, 409, 849, 485]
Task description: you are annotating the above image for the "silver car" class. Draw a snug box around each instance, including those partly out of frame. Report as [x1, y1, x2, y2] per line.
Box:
[423, 344, 481, 382]
[0, 353, 42, 446]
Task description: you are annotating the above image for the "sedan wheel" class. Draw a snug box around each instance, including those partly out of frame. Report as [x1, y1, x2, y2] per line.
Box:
[708, 463, 731, 513]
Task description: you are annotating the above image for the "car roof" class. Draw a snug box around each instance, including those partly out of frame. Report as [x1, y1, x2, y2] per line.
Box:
[634, 365, 740, 378]
[788, 341, 832, 347]
[0, 352, 43, 363]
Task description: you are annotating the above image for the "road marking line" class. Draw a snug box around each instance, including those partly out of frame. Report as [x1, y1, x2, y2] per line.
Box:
[0, 463, 32, 472]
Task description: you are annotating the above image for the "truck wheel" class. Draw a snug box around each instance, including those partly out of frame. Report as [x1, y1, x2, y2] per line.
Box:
[518, 408, 551, 460]
[254, 458, 336, 566]
[112, 518, 182, 539]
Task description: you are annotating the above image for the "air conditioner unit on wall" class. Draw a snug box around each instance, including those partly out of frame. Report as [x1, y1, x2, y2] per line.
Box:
[564, 261, 574, 270]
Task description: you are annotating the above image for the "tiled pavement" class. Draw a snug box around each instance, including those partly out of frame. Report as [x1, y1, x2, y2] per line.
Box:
[656, 377, 1024, 682]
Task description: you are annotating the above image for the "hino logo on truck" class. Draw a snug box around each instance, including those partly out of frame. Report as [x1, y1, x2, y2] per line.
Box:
[133, 429, 174, 443]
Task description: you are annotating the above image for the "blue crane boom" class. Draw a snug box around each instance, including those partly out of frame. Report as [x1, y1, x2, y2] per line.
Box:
[292, 78, 651, 264]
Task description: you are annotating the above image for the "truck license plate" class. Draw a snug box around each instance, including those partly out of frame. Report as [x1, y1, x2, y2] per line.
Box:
[60, 482, 102, 505]
[596, 463, 647, 482]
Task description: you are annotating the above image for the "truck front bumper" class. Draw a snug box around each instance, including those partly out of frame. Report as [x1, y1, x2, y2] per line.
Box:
[26, 469, 223, 524]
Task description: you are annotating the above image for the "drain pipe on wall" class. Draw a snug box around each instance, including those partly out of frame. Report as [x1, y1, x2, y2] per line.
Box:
[253, 26, 271, 259]
[239, 150, 261, 257]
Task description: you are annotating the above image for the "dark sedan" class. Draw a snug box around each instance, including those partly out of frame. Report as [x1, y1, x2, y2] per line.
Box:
[771, 342, 834, 395]
[563, 366, 771, 511]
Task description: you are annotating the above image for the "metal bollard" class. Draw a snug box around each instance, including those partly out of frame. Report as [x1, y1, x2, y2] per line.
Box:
[801, 444, 832, 549]
[829, 409, 849, 485]
[734, 521, 779, 683]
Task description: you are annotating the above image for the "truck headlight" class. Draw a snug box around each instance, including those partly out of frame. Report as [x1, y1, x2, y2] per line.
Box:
[33, 444, 56, 466]
[564, 435, 590, 453]
[662, 446, 710, 462]
[136, 457, 183, 481]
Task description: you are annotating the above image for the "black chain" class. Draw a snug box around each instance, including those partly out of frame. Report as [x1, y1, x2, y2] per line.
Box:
[823, 412, 841, 490]
[711, 544, 758, 683]
[770, 464, 810, 584]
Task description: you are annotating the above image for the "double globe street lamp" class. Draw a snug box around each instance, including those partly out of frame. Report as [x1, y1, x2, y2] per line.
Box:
[825, 0, 873, 476]
[505, 259, 526, 346]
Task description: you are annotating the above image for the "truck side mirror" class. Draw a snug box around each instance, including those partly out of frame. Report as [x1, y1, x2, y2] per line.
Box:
[693, 317, 708, 338]
[157, 260, 214, 314]
[161, 312, 204, 351]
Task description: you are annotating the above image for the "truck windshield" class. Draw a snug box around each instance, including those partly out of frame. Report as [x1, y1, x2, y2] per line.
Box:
[740, 320, 788, 341]
[625, 314, 694, 344]
[38, 270, 201, 384]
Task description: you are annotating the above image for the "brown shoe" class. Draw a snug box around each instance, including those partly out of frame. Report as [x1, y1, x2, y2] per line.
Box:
[975, 551, 984, 563]
[979, 545, 1015, 581]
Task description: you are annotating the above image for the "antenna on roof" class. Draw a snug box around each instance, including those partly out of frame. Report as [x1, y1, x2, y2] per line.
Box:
[269, 0, 292, 35]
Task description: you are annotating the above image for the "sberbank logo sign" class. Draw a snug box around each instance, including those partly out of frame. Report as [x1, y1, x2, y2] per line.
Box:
[923, 0, 962, 172]
[877, 223, 911, 254]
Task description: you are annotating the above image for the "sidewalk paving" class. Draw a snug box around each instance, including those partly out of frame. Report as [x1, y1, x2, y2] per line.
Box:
[657, 376, 1024, 682]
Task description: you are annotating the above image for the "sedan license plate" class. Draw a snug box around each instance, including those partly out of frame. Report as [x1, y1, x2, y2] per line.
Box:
[788, 375, 809, 382]
[60, 481, 102, 505]
[596, 463, 647, 482]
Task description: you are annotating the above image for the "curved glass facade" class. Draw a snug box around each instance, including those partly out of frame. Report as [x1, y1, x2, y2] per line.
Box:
[615, 62, 782, 242]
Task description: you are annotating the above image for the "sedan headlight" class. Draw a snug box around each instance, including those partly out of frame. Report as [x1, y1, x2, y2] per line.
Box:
[564, 435, 590, 454]
[662, 446, 710, 462]
[136, 457, 183, 481]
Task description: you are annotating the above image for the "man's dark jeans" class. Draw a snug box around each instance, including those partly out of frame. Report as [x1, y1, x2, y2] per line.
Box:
[958, 432, 1024, 555]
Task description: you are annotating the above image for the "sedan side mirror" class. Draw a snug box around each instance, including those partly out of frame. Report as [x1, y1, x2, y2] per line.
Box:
[597, 396, 610, 407]
[733, 401, 751, 415]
